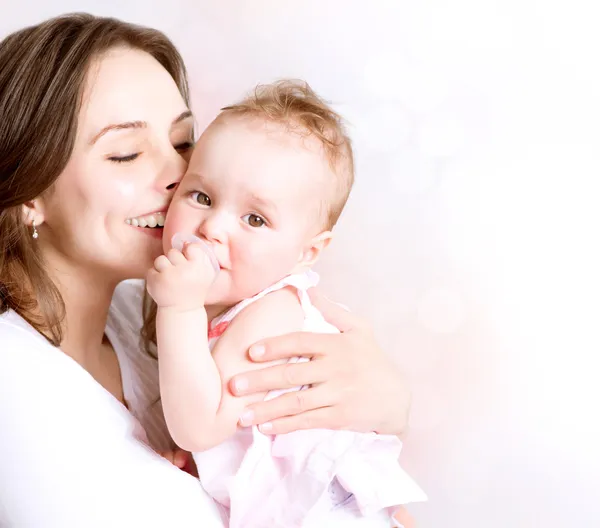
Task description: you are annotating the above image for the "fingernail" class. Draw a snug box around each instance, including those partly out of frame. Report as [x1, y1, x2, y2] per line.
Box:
[249, 344, 265, 359]
[233, 377, 248, 393]
[259, 422, 273, 433]
[239, 409, 254, 426]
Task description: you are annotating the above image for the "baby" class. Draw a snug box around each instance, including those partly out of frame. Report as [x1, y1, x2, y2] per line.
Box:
[147, 80, 425, 527]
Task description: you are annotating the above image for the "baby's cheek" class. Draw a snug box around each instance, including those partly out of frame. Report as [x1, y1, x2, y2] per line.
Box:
[162, 205, 188, 246]
[234, 249, 277, 292]
[258, 246, 300, 279]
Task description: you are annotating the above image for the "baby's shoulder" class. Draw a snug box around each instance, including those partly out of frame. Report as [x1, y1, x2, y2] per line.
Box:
[229, 286, 305, 332]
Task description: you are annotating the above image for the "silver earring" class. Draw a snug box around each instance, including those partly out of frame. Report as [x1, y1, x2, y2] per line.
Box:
[32, 220, 38, 239]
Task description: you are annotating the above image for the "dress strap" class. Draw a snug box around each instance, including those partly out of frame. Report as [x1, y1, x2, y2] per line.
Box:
[209, 271, 320, 331]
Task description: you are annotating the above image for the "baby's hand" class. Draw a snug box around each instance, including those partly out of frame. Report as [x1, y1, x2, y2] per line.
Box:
[146, 242, 218, 311]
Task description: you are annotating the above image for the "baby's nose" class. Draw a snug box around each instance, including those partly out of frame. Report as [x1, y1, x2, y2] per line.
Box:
[199, 215, 228, 244]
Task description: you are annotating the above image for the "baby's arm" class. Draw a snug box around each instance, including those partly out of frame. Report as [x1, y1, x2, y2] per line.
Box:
[147, 243, 304, 452]
[156, 287, 304, 452]
[154, 304, 218, 451]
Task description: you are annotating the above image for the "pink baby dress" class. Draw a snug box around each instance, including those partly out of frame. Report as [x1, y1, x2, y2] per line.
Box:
[193, 271, 426, 527]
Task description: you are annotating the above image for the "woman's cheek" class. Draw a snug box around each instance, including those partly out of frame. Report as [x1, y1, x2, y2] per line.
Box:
[112, 177, 137, 202]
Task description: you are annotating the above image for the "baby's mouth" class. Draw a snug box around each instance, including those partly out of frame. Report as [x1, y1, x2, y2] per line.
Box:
[125, 212, 165, 228]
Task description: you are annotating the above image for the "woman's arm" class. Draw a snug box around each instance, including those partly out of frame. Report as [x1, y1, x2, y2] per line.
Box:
[0, 330, 224, 528]
[230, 288, 411, 436]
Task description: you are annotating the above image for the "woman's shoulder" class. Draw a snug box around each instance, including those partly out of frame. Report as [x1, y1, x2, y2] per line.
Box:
[107, 280, 173, 451]
[0, 309, 128, 421]
[109, 279, 146, 332]
[107, 279, 154, 364]
[0, 310, 56, 356]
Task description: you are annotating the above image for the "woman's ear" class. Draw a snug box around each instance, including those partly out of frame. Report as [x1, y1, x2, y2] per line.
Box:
[21, 199, 45, 227]
[292, 231, 333, 273]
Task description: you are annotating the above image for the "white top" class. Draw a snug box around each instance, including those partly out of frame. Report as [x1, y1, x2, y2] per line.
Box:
[0, 280, 225, 528]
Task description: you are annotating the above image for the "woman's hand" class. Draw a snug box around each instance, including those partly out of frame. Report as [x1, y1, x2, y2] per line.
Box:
[230, 288, 411, 436]
[392, 507, 415, 527]
[157, 449, 198, 477]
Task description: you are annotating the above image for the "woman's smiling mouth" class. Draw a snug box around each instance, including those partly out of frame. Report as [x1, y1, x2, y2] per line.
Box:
[125, 211, 165, 228]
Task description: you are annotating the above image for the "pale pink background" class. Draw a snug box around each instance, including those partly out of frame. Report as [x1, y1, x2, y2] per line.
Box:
[3, 2, 599, 526]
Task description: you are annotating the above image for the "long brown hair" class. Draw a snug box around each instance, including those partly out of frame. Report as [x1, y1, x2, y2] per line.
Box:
[0, 13, 190, 346]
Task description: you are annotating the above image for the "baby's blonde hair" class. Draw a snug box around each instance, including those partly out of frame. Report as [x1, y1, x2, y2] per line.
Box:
[219, 79, 354, 229]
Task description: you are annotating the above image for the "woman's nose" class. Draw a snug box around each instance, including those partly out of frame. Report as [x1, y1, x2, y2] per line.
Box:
[156, 148, 188, 194]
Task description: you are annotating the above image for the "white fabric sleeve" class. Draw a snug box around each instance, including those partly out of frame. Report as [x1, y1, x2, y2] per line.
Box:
[0, 327, 225, 528]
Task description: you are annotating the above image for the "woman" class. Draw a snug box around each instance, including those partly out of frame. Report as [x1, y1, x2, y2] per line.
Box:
[0, 13, 413, 527]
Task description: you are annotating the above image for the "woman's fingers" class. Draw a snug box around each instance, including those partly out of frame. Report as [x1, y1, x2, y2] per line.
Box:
[158, 450, 175, 465]
[239, 386, 335, 426]
[172, 449, 189, 469]
[392, 507, 415, 528]
[230, 358, 330, 396]
[158, 449, 189, 469]
[254, 406, 338, 435]
[247, 330, 338, 365]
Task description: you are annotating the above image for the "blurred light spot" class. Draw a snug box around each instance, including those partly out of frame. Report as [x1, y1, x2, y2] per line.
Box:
[417, 287, 466, 334]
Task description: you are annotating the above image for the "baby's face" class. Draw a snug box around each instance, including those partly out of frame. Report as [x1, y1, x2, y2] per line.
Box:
[164, 116, 332, 306]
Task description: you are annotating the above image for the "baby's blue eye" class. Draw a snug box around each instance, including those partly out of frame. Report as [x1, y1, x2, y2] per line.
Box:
[191, 192, 211, 206]
[242, 213, 266, 228]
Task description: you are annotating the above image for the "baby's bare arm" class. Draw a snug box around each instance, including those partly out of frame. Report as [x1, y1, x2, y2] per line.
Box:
[156, 287, 304, 452]
[156, 306, 221, 451]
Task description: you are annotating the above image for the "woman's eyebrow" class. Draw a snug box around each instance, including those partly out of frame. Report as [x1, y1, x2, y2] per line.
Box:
[173, 110, 193, 124]
[89, 111, 193, 145]
[90, 121, 146, 145]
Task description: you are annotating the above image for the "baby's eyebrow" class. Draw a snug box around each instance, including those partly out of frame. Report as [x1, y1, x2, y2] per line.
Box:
[247, 192, 277, 213]
[183, 171, 205, 184]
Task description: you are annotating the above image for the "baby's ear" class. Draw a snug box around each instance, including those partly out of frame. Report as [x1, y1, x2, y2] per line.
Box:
[292, 231, 333, 273]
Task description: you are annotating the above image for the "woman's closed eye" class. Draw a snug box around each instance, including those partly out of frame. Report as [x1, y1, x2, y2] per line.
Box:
[108, 142, 192, 164]
[108, 152, 140, 163]
[242, 213, 267, 228]
[174, 141, 194, 152]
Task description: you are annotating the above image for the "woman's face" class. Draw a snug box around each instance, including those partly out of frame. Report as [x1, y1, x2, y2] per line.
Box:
[36, 46, 193, 282]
